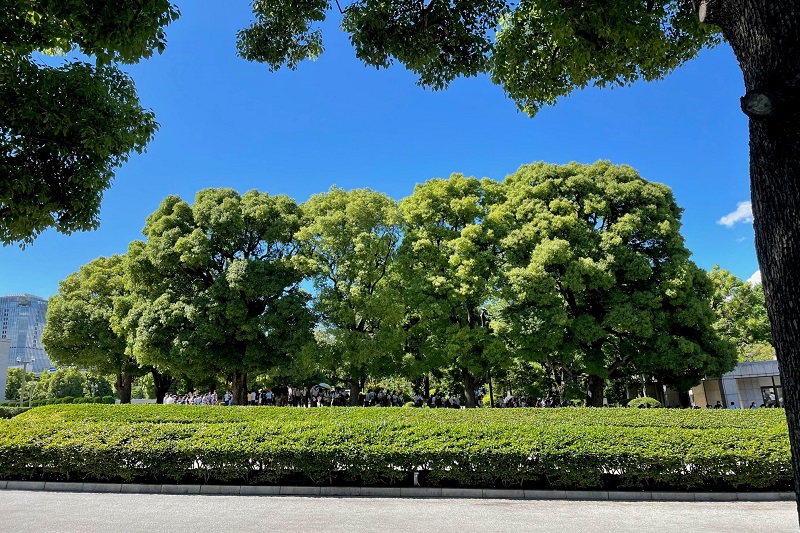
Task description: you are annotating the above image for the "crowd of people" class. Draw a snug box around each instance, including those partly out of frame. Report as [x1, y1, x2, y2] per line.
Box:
[158, 386, 780, 409]
[163, 391, 218, 405]
[162, 385, 465, 407]
[235, 386, 411, 407]
[159, 387, 587, 408]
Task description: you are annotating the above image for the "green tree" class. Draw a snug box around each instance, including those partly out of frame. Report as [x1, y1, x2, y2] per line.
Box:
[4, 367, 35, 402]
[297, 187, 405, 404]
[1, 1, 179, 245]
[127, 188, 313, 405]
[37, 367, 85, 399]
[739, 342, 776, 363]
[83, 373, 115, 398]
[708, 265, 773, 361]
[297, 187, 403, 405]
[238, 0, 800, 513]
[494, 162, 736, 405]
[33, 369, 53, 400]
[398, 174, 508, 407]
[42, 255, 143, 403]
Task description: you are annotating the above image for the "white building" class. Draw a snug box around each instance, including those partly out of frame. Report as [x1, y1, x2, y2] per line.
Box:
[691, 360, 782, 409]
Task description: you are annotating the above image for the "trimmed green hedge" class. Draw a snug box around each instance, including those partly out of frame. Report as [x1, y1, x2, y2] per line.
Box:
[0, 405, 790, 490]
[1, 397, 115, 408]
[0, 407, 30, 419]
[628, 397, 662, 408]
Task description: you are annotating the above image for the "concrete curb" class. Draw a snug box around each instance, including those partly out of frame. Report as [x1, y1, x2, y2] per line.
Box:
[0, 481, 794, 502]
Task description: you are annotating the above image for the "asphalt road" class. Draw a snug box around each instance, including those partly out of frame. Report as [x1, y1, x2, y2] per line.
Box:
[1, 491, 797, 533]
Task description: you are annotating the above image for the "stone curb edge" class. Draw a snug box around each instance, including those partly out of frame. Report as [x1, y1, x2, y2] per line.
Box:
[0, 480, 795, 502]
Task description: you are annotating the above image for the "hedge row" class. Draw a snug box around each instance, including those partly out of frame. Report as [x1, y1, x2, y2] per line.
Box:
[0, 405, 790, 491]
[0, 407, 30, 419]
[0, 396, 115, 408]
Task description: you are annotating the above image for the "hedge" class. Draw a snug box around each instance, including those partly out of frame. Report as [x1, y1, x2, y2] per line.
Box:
[0, 407, 30, 419]
[627, 397, 662, 408]
[1, 397, 115, 408]
[0, 405, 790, 491]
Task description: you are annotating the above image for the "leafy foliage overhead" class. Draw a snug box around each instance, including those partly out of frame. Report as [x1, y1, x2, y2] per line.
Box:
[239, 0, 718, 112]
[1, 0, 179, 246]
[2, 0, 179, 62]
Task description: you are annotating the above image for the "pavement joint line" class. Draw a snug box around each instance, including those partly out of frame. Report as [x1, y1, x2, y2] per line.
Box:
[0, 481, 794, 501]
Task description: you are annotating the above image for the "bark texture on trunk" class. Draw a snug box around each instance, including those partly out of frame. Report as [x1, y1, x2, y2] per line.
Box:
[231, 370, 248, 406]
[151, 369, 174, 404]
[115, 372, 133, 404]
[586, 374, 604, 407]
[715, 0, 800, 520]
[348, 378, 361, 406]
[462, 368, 477, 408]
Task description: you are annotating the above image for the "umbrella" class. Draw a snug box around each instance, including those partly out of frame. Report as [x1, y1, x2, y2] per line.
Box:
[317, 383, 332, 390]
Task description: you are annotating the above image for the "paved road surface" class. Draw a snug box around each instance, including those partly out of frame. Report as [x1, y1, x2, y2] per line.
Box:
[1, 491, 797, 533]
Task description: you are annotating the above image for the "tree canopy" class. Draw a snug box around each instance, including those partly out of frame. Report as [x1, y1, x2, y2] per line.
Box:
[238, 0, 717, 114]
[708, 265, 773, 361]
[297, 187, 405, 403]
[41, 254, 142, 403]
[1, 1, 179, 245]
[126, 188, 313, 405]
[40, 164, 742, 408]
[398, 174, 508, 407]
[494, 162, 735, 403]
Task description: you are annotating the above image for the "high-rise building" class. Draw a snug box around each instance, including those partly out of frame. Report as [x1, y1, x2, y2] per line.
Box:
[0, 294, 51, 374]
[0, 339, 9, 402]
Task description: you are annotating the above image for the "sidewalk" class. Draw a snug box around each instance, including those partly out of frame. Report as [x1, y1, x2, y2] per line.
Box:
[1, 489, 798, 533]
[0, 479, 795, 501]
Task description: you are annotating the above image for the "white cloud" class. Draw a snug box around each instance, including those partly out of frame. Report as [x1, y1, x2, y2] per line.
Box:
[718, 201, 753, 227]
[746, 270, 762, 286]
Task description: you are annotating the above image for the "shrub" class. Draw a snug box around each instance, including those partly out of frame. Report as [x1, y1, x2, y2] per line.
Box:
[0, 407, 30, 418]
[0, 405, 789, 491]
[628, 397, 662, 409]
[101, 396, 115, 404]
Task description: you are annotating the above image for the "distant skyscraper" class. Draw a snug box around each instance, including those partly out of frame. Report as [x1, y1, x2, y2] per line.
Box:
[0, 339, 9, 401]
[0, 294, 51, 374]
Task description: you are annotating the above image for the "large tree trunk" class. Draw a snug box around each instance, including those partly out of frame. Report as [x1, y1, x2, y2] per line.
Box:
[347, 377, 361, 406]
[151, 369, 174, 404]
[115, 372, 133, 404]
[462, 368, 476, 408]
[231, 370, 248, 406]
[585, 374, 604, 407]
[715, 0, 800, 521]
[678, 390, 691, 408]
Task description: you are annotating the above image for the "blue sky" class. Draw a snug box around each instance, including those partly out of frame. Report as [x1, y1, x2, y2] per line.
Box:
[1, 1, 757, 298]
